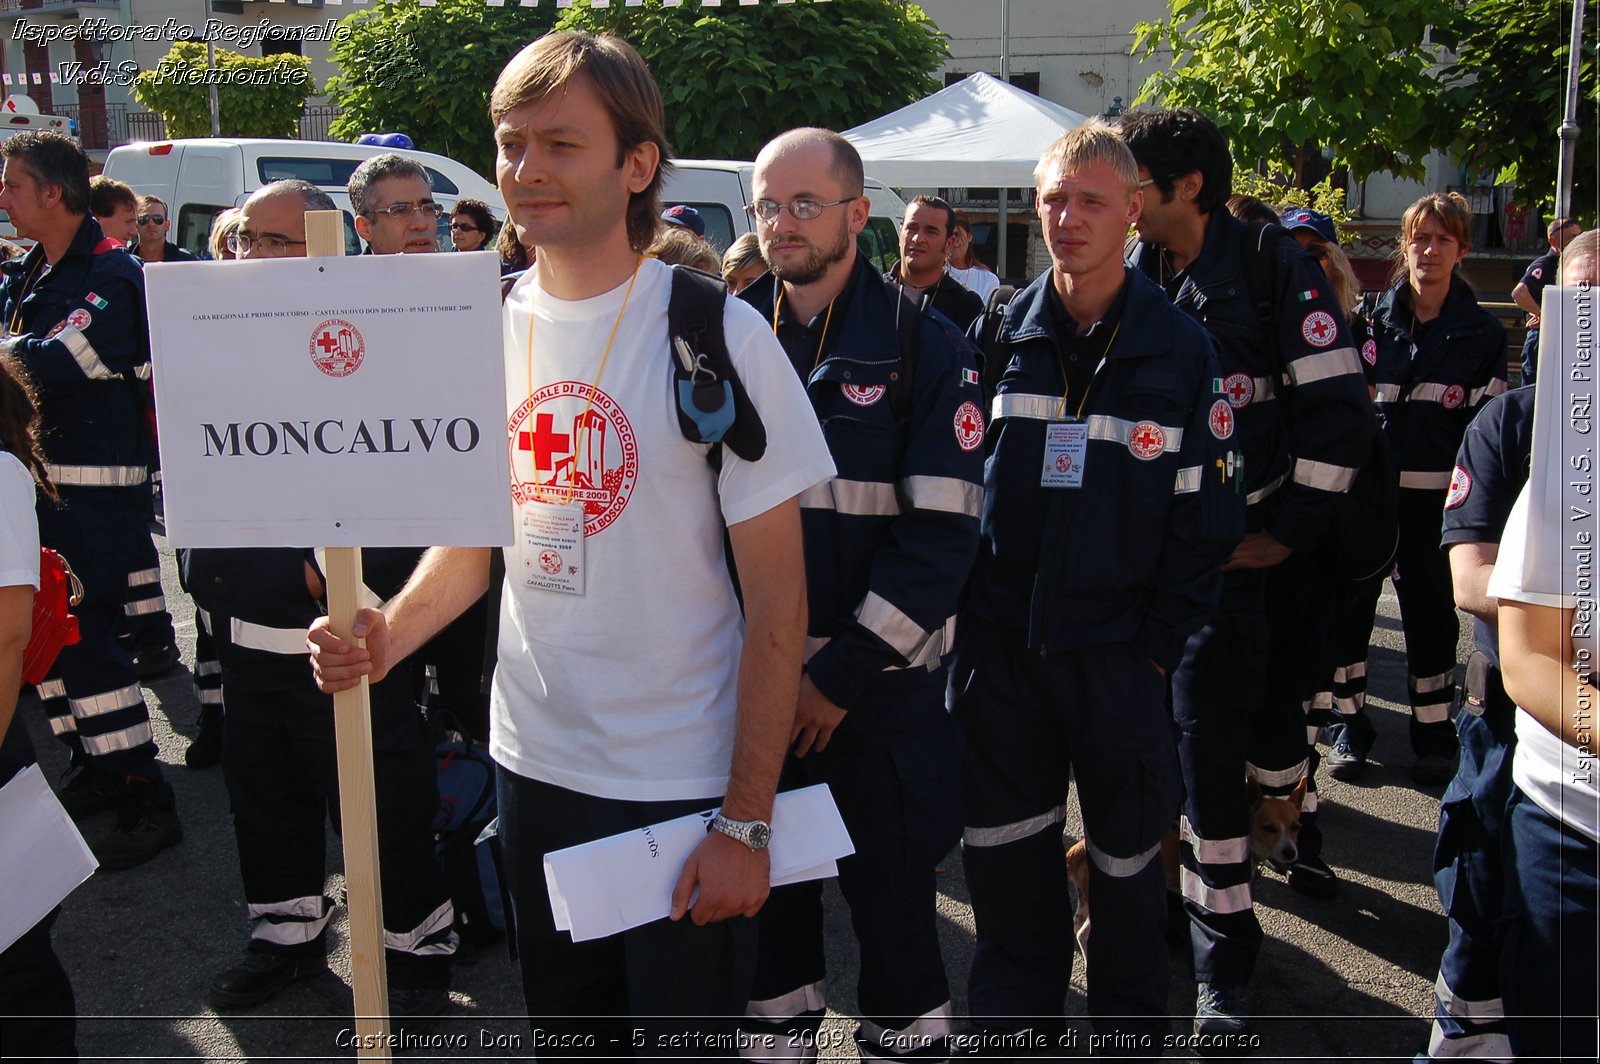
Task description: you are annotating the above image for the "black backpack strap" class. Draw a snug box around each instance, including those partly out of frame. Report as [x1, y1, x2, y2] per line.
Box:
[668, 265, 766, 463]
[979, 284, 1019, 410]
[1240, 221, 1284, 340]
[887, 287, 922, 431]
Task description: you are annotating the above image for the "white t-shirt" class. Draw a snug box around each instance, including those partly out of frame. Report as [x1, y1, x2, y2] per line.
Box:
[491, 258, 834, 801]
[948, 264, 1001, 306]
[1488, 487, 1600, 842]
[0, 452, 39, 591]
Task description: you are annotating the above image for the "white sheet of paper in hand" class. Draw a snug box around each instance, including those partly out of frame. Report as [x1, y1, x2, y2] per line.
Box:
[545, 784, 853, 941]
[0, 764, 98, 953]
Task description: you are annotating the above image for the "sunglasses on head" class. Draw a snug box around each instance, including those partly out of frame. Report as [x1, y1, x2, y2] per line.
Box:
[137, 214, 165, 225]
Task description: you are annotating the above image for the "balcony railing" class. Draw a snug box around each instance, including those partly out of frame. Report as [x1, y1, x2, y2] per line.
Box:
[56, 105, 344, 149]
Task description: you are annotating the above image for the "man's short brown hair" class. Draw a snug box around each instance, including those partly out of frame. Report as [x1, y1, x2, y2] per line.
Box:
[136, 193, 167, 214]
[490, 31, 672, 253]
[89, 175, 137, 218]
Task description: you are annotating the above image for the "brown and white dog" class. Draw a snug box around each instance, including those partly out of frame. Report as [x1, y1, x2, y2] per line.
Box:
[1066, 775, 1308, 952]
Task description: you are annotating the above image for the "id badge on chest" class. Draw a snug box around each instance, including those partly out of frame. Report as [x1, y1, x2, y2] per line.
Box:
[1041, 421, 1088, 488]
[518, 501, 586, 595]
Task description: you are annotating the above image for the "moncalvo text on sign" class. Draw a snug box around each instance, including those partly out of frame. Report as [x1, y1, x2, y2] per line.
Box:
[201, 417, 482, 457]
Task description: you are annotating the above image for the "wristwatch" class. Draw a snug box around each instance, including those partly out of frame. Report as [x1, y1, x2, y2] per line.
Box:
[709, 812, 771, 851]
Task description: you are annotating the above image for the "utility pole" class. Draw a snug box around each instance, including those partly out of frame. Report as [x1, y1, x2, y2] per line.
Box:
[1554, 0, 1588, 220]
[997, 0, 1010, 280]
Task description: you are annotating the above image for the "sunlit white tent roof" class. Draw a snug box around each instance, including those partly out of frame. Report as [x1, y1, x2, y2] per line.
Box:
[842, 72, 1093, 188]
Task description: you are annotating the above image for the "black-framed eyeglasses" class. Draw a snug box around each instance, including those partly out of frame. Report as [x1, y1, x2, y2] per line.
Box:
[449, 222, 480, 232]
[137, 214, 166, 225]
[744, 197, 857, 223]
[368, 202, 446, 222]
[226, 232, 307, 255]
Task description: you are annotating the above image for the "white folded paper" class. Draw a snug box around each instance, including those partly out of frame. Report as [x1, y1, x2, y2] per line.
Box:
[544, 783, 854, 942]
[0, 764, 98, 954]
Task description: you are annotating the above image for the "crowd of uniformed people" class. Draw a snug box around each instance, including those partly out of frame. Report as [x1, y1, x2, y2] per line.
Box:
[0, 27, 1594, 1063]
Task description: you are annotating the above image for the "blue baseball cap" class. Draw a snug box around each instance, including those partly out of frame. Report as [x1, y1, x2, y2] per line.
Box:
[661, 204, 705, 238]
[1280, 208, 1337, 244]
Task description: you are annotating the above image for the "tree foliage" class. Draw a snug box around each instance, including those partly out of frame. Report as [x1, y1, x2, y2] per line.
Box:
[1445, 0, 1598, 215]
[324, 0, 556, 175]
[554, 0, 948, 160]
[1132, 0, 1460, 187]
[131, 43, 314, 139]
[1233, 172, 1354, 241]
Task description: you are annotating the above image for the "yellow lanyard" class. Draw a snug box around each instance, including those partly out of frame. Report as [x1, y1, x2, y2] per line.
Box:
[772, 287, 837, 371]
[523, 256, 643, 507]
[1056, 317, 1121, 421]
[6, 257, 46, 337]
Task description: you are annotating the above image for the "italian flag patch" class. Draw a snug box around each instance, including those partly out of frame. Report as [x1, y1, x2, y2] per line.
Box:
[85, 292, 108, 310]
[962, 368, 980, 386]
[1295, 289, 1319, 303]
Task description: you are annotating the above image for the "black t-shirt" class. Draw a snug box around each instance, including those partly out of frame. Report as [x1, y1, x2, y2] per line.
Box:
[1046, 275, 1130, 415]
[1519, 248, 1561, 314]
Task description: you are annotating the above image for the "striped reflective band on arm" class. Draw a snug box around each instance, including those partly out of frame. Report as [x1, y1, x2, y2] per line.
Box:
[1469, 379, 1508, 404]
[1086, 414, 1183, 452]
[47, 464, 148, 487]
[83, 720, 153, 755]
[963, 804, 1067, 848]
[1287, 346, 1361, 386]
[799, 478, 900, 517]
[231, 617, 312, 656]
[903, 475, 983, 518]
[804, 613, 956, 672]
[1375, 384, 1402, 403]
[1292, 458, 1358, 492]
[1178, 816, 1249, 865]
[1246, 471, 1288, 506]
[1085, 833, 1163, 877]
[59, 327, 117, 380]
[1175, 466, 1203, 494]
[1250, 375, 1278, 403]
[856, 592, 936, 663]
[1399, 470, 1452, 490]
[992, 392, 1060, 422]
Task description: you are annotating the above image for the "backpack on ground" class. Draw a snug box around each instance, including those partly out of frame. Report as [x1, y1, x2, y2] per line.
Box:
[433, 724, 506, 947]
[1238, 222, 1399, 582]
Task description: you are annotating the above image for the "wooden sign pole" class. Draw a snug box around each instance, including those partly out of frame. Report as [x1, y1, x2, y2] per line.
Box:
[307, 210, 391, 1060]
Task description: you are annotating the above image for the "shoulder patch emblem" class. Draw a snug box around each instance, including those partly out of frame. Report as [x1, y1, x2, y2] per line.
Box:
[1530, 266, 1544, 280]
[1220, 373, 1254, 409]
[842, 384, 886, 408]
[954, 401, 985, 451]
[1441, 384, 1466, 410]
[85, 292, 108, 310]
[1445, 466, 1472, 510]
[1361, 338, 1377, 365]
[1128, 420, 1166, 460]
[1301, 310, 1338, 348]
[1208, 400, 1235, 440]
[66, 308, 91, 331]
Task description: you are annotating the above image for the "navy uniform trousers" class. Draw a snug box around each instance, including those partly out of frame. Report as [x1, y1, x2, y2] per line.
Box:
[954, 624, 1179, 1054]
[746, 674, 962, 1060]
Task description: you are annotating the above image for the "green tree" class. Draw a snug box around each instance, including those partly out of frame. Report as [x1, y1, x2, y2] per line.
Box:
[132, 43, 314, 138]
[1132, 0, 1460, 187]
[1445, 0, 1598, 216]
[325, 0, 556, 175]
[1233, 172, 1354, 241]
[555, 0, 948, 159]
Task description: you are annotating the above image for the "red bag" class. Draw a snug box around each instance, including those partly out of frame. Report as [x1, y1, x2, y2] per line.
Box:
[23, 547, 81, 686]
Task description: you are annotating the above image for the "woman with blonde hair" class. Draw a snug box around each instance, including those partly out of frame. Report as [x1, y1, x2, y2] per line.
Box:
[719, 231, 766, 295]
[1323, 192, 1507, 783]
[208, 208, 243, 262]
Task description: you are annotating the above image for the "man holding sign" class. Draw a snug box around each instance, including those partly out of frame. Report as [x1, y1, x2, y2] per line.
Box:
[311, 31, 833, 1054]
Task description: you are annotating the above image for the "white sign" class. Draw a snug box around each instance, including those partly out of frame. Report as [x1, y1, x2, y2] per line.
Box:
[147, 253, 512, 548]
[1528, 283, 1599, 597]
[0, 764, 97, 954]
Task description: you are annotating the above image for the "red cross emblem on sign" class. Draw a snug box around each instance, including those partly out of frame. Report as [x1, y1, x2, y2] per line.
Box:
[1128, 421, 1165, 460]
[308, 318, 364, 377]
[518, 412, 571, 473]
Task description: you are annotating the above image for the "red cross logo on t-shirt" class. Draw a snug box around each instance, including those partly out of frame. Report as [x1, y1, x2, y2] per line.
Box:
[518, 412, 571, 473]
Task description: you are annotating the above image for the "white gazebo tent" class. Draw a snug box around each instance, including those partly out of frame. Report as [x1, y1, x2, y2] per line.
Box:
[842, 72, 1091, 274]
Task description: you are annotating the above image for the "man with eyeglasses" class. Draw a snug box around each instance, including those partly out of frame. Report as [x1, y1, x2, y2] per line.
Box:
[348, 153, 441, 256]
[0, 130, 182, 869]
[735, 127, 982, 1062]
[192, 176, 457, 1019]
[130, 195, 196, 265]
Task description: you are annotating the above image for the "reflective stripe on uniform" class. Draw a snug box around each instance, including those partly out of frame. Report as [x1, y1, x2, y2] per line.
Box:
[1410, 383, 1450, 403]
[1375, 384, 1402, 403]
[59, 327, 116, 380]
[1179, 816, 1249, 865]
[800, 478, 899, 517]
[1335, 694, 1366, 714]
[36, 678, 66, 700]
[1287, 346, 1361, 386]
[124, 594, 168, 616]
[859, 1002, 955, 1059]
[1333, 662, 1367, 683]
[248, 895, 333, 946]
[746, 979, 828, 1024]
[1179, 865, 1253, 914]
[1246, 760, 1308, 789]
[70, 682, 143, 718]
[1292, 458, 1358, 492]
[1433, 972, 1506, 1021]
[195, 607, 213, 635]
[382, 899, 457, 957]
[1415, 703, 1452, 723]
[1085, 832, 1163, 878]
[1174, 466, 1202, 494]
[963, 804, 1067, 848]
[804, 614, 955, 673]
[47, 463, 147, 487]
[903, 475, 983, 518]
[1400, 470, 1452, 490]
[231, 617, 311, 657]
[991, 392, 1060, 423]
[48, 713, 76, 736]
[198, 688, 224, 705]
[1250, 375, 1278, 403]
[127, 568, 162, 586]
[1412, 670, 1455, 694]
[856, 593, 935, 663]
[1246, 471, 1288, 506]
[1469, 379, 1509, 404]
[195, 660, 222, 678]
[310, 549, 384, 609]
[82, 719, 153, 755]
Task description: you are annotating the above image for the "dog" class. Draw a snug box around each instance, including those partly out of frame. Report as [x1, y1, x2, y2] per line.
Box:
[1066, 774, 1308, 953]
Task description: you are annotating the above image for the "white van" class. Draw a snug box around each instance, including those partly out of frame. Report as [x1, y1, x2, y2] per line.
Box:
[102, 138, 505, 258]
[663, 159, 907, 273]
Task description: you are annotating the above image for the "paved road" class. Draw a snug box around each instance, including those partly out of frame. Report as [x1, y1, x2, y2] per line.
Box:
[20, 528, 1470, 1061]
